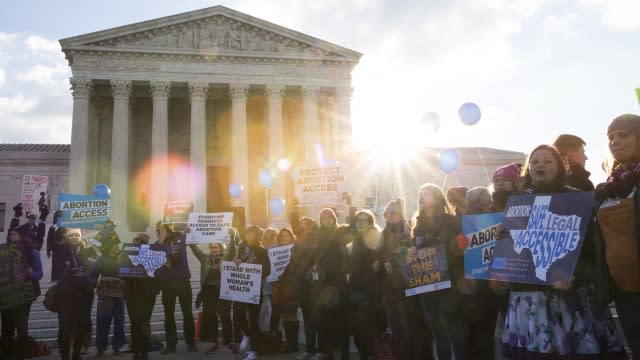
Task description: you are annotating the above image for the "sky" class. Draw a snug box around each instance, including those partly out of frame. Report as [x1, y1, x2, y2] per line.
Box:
[1, 0, 639, 184]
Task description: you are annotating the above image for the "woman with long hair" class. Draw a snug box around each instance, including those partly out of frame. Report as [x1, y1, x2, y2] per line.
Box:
[411, 183, 461, 359]
[501, 145, 624, 358]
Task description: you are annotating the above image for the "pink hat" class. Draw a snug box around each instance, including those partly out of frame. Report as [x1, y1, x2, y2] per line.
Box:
[492, 163, 521, 184]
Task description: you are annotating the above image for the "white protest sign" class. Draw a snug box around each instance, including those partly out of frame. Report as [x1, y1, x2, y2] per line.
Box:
[186, 212, 233, 244]
[21, 175, 48, 215]
[219, 261, 262, 304]
[266, 244, 294, 282]
[294, 165, 344, 206]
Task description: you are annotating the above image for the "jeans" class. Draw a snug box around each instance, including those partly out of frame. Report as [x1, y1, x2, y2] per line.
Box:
[615, 289, 640, 359]
[95, 296, 125, 351]
[233, 298, 262, 351]
[419, 290, 466, 360]
[124, 280, 156, 354]
[0, 303, 30, 360]
[57, 289, 93, 359]
[161, 279, 195, 347]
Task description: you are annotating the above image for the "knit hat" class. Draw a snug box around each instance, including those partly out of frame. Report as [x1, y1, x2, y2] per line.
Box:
[319, 207, 337, 223]
[383, 198, 406, 220]
[492, 163, 521, 185]
[446, 187, 468, 208]
[607, 114, 640, 137]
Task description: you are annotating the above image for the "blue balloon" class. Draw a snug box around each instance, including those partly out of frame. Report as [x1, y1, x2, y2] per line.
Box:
[228, 183, 244, 199]
[93, 184, 111, 198]
[268, 197, 286, 217]
[259, 170, 275, 189]
[458, 102, 482, 126]
[437, 148, 460, 174]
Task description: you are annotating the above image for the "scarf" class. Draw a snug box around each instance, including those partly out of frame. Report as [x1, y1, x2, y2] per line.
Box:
[595, 161, 640, 202]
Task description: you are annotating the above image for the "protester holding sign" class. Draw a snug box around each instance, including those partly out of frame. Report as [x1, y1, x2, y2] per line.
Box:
[348, 209, 382, 360]
[375, 198, 426, 359]
[154, 221, 198, 354]
[0, 228, 43, 360]
[123, 233, 158, 360]
[189, 229, 236, 354]
[269, 228, 299, 353]
[594, 114, 640, 357]
[501, 145, 624, 358]
[233, 225, 270, 360]
[54, 228, 95, 360]
[411, 183, 462, 360]
[89, 227, 125, 357]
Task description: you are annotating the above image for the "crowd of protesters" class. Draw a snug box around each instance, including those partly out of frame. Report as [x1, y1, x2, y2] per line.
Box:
[2, 113, 640, 359]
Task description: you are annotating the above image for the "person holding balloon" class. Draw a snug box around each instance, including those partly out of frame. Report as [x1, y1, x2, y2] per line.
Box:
[500, 145, 624, 358]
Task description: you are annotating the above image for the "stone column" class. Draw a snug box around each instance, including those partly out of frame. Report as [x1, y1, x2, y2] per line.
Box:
[302, 86, 320, 161]
[110, 80, 133, 234]
[189, 82, 209, 213]
[149, 81, 171, 228]
[266, 84, 286, 200]
[68, 78, 93, 194]
[335, 86, 353, 159]
[229, 84, 250, 222]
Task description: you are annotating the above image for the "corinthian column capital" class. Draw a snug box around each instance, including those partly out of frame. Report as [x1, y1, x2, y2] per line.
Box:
[150, 81, 171, 99]
[70, 77, 93, 99]
[111, 80, 132, 100]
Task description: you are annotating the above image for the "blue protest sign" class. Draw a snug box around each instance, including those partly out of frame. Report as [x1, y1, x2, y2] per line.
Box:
[118, 243, 169, 278]
[402, 244, 451, 296]
[57, 193, 110, 229]
[462, 212, 504, 280]
[488, 191, 594, 286]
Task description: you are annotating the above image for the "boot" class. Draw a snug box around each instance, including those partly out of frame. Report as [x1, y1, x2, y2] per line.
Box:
[282, 321, 299, 353]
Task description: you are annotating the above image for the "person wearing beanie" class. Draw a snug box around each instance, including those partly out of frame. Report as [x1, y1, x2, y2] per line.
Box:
[594, 113, 640, 357]
[492, 163, 522, 211]
[552, 134, 594, 191]
[233, 225, 270, 360]
[89, 223, 125, 358]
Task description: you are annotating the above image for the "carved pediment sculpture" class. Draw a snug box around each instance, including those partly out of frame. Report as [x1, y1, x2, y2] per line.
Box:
[86, 15, 338, 58]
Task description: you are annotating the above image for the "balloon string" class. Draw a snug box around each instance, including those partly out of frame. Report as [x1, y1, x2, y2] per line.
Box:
[476, 148, 491, 183]
[441, 174, 448, 189]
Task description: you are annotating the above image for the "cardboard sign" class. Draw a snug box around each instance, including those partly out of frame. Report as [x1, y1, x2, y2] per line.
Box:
[118, 243, 169, 278]
[0, 243, 35, 310]
[488, 192, 594, 286]
[294, 166, 344, 205]
[186, 212, 233, 244]
[21, 175, 48, 216]
[57, 193, 110, 229]
[403, 244, 451, 296]
[266, 244, 293, 283]
[163, 201, 193, 232]
[219, 261, 262, 304]
[96, 275, 124, 298]
[462, 213, 504, 280]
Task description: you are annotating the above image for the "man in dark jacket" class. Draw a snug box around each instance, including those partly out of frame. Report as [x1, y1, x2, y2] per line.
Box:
[553, 134, 595, 191]
[155, 221, 198, 354]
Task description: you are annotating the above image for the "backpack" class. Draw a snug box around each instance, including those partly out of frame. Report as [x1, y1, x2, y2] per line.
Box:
[43, 285, 58, 313]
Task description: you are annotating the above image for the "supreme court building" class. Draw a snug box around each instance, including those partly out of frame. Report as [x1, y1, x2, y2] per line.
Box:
[60, 6, 361, 235]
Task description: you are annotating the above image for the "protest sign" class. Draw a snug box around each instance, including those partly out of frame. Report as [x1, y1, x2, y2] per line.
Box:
[403, 244, 451, 296]
[21, 175, 48, 216]
[118, 243, 169, 278]
[0, 243, 35, 310]
[96, 275, 124, 298]
[57, 193, 110, 229]
[488, 192, 594, 286]
[186, 212, 233, 244]
[294, 165, 344, 206]
[163, 201, 193, 232]
[219, 261, 262, 304]
[266, 244, 294, 282]
[462, 212, 504, 280]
